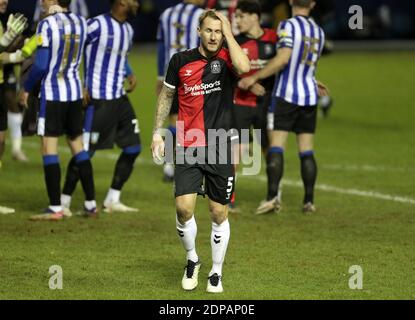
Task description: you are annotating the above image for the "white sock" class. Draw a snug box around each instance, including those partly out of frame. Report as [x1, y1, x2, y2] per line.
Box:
[104, 188, 121, 205]
[84, 200, 97, 211]
[210, 219, 230, 276]
[61, 194, 72, 208]
[11, 137, 22, 154]
[176, 215, 198, 263]
[8, 112, 22, 138]
[8, 112, 23, 153]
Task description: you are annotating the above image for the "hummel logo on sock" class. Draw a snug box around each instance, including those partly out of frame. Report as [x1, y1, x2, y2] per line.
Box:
[213, 234, 221, 244]
[177, 229, 184, 238]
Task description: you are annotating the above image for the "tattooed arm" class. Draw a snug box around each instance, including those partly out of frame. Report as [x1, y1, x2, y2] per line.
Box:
[151, 84, 176, 163]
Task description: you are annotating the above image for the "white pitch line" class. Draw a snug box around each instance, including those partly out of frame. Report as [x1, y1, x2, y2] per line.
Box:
[21, 142, 415, 205]
[243, 175, 415, 206]
[321, 164, 412, 173]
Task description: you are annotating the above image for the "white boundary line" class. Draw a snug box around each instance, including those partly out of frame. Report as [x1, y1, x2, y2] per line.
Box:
[244, 175, 415, 206]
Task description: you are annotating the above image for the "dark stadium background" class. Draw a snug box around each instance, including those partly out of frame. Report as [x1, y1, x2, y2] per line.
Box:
[6, 0, 415, 41]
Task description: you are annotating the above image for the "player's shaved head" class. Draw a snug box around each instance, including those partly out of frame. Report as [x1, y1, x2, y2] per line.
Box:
[291, 0, 315, 8]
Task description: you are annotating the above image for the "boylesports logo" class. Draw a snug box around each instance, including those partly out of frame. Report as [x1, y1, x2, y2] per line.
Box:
[184, 81, 222, 96]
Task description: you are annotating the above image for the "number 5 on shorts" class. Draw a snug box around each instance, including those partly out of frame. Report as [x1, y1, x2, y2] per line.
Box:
[226, 177, 234, 200]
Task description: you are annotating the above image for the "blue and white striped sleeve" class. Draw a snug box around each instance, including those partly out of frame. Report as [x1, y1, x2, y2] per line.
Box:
[127, 23, 134, 51]
[36, 19, 51, 48]
[157, 20, 166, 79]
[86, 18, 100, 44]
[319, 28, 326, 56]
[277, 21, 294, 49]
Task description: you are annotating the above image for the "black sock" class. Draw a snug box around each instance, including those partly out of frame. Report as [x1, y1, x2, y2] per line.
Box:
[62, 156, 79, 196]
[300, 151, 317, 204]
[43, 155, 61, 206]
[74, 151, 95, 201]
[111, 145, 140, 190]
[266, 147, 284, 201]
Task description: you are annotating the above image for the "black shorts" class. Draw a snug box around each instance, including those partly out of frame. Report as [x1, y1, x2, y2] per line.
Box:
[0, 85, 6, 131]
[86, 95, 141, 151]
[174, 144, 235, 205]
[268, 97, 317, 134]
[233, 101, 269, 149]
[38, 99, 83, 139]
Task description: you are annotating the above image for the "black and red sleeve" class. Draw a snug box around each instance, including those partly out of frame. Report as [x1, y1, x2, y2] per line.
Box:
[217, 48, 233, 71]
[164, 53, 180, 90]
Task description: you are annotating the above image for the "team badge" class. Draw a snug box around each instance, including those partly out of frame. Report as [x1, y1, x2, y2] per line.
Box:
[210, 60, 221, 74]
[37, 35, 43, 46]
[264, 44, 273, 56]
[280, 30, 289, 38]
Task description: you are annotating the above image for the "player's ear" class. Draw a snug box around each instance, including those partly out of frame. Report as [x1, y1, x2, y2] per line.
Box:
[310, 1, 316, 10]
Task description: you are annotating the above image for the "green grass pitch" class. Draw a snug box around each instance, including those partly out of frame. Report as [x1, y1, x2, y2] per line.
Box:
[0, 49, 414, 299]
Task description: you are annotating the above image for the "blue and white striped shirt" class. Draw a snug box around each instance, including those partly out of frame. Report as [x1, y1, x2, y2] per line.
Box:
[157, 2, 204, 78]
[273, 15, 325, 107]
[84, 14, 134, 100]
[37, 12, 87, 102]
[34, 0, 89, 21]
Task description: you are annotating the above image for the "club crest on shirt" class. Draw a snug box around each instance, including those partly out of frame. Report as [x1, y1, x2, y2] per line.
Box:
[264, 44, 274, 56]
[210, 60, 221, 74]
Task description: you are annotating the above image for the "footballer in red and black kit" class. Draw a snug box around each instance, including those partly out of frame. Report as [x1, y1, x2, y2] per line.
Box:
[153, 10, 250, 293]
[233, 27, 277, 149]
[164, 46, 237, 204]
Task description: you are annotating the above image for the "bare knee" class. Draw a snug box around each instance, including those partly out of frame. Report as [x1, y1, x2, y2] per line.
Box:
[209, 205, 228, 225]
[176, 204, 194, 224]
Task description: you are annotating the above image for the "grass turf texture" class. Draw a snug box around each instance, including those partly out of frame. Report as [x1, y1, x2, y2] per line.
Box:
[0, 50, 414, 299]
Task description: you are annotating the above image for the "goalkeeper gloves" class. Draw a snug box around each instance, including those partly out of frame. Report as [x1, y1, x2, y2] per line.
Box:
[0, 13, 28, 49]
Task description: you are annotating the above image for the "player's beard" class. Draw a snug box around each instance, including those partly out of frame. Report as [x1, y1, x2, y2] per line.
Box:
[201, 39, 223, 56]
